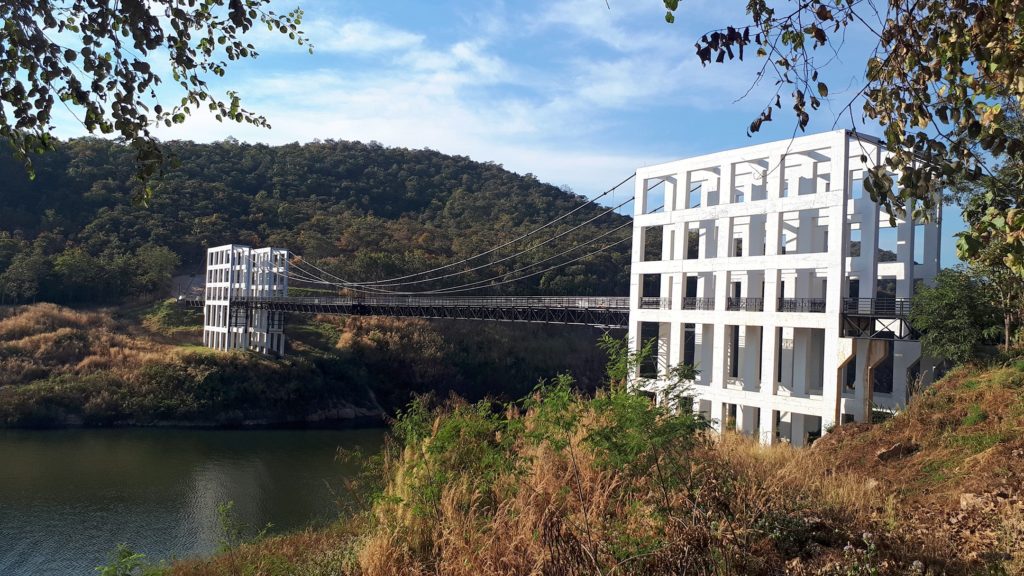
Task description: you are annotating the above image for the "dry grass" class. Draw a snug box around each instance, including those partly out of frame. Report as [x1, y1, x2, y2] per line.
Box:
[0, 303, 180, 387]
[162, 362, 1024, 576]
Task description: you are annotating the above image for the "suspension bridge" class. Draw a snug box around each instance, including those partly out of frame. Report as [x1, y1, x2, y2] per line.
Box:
[181, 168, 918, 357]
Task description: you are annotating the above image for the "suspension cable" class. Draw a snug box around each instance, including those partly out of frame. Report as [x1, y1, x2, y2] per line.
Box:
[350, 173, 636, 285]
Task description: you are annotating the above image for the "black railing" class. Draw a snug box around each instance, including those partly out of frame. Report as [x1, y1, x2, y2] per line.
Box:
[842, 297, 911, 317]
[726, 297, 764, 311]
[681, 297, 716, 310]
[777, 298, 826, 313]
[640, 297, 671, 309]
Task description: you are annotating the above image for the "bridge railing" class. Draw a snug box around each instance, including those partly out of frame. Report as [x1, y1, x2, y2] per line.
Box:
[639, 297, 671, 309]
[234, 295, 632, 310]
[841, 297, 911, 317]
[681, 297, 715, 310]
[726, 297, 764, 312]
[777, 298, 826, 313]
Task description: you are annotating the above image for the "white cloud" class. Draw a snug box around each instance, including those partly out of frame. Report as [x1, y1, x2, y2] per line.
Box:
[312, 19, 424, 54]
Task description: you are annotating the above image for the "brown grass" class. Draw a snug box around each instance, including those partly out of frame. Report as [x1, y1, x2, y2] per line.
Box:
[0, 303, 181, 387]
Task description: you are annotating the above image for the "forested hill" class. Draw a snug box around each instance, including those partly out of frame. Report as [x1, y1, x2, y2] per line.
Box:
[0, 138, 632, 304]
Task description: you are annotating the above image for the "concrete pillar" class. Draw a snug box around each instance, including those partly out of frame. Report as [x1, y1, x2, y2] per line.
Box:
[743, 325, 762, 391]
[710, 401, 724, 433]
[760, 408, 778, 445]
[792, 328, 810, 395]
[721, 160, 735, 204]
[819, 134, 849, 431]
[739, 405, 759, 436]
[791, 413, 808, 447]
[749, 215, 766, 256]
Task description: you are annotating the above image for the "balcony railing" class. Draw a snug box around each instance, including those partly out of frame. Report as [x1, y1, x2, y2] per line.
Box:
[681, 297, 716, 310]
[639, 297, 672, 310]
[777, 298, 826, 313]
[726, 297, 764, 311]
[842, 297, 911, 317]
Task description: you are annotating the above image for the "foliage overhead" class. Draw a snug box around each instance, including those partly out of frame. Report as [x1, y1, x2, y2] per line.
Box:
[660, 0, 1024, 221]
[0, 0, 308, 192]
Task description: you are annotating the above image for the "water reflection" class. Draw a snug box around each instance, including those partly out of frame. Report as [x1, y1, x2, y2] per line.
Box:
[0, 428, 385, 576]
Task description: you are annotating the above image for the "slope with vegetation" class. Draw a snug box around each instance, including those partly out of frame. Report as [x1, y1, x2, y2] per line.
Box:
[153, 355, 1023, 576]
[0, 137, 630, 426]
[0, 300, 611, 428]
[0, 138, 630, 304]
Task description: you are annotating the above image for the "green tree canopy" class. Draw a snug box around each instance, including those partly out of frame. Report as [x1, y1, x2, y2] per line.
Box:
[660, 0, 1024, 221]
[0, 0, 307, 189]
[910, 267, 1001, 364]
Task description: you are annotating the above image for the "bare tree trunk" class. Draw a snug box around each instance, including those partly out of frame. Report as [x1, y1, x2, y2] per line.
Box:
[1006, 314, 1012, 352]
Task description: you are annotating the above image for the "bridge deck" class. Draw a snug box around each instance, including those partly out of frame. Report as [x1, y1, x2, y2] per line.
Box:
[181, 295, 631, 329]
[181, 295, 915, 337]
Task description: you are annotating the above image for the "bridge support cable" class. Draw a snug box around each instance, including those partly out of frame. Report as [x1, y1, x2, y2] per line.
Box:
[345, 172, 637, 287]
[345, 195, 636, 290]
[282, 204, 664, 296]
[293, 175, 659, 292]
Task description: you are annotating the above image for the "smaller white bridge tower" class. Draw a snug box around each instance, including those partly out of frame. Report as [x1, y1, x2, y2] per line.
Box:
[202, 244, 289, 355]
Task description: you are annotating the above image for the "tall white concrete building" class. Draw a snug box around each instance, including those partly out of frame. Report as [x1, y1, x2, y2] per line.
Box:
[628, 130, 941, 446]
[203, 244, 289, 356]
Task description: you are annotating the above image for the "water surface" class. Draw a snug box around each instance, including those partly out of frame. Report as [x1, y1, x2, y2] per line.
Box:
[0, 428, 386, 575]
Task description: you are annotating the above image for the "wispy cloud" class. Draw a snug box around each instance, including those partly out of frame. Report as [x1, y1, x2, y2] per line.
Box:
[311, 19, 425, 54]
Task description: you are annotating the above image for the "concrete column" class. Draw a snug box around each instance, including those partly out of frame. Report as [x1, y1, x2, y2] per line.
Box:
[721, 161, 735, 204]
[710, 401, 724, 433]
[743, 325, 762, 391]
[711, 321, 728, 389]
[669, 321, 683, 368]
[792, 328, 810, 395]
[896, 207, 915, 298]
[760, 408, 777, 445]
[818, 132, 849, 431]
[738, 404, 758, 436]
[791, 413, 808, 447]
[636, 175, 650, 216]
[892, 340, 921, 405]
[749, 215, 767, 256]
[717, 216, 734, 260]
[664, 176, 679, 212]
[760, 320, 779, 397]
[766, 152, 785, 199]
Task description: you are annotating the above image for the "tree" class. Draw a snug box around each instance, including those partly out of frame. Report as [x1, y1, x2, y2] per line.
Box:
[909, 268, 1000, 364]
[659, 0, 1024, 221]
[0, 1, 308, 192]
[133, 244, 180, 294]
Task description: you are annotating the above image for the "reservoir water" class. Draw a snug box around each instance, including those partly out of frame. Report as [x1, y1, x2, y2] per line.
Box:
[0, 427, 387, 575]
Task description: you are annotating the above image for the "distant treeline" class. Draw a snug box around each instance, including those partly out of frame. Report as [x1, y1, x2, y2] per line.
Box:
[0, 138, 631, 304]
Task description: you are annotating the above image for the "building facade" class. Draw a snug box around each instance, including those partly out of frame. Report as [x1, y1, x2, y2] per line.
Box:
[628, 130, 941, 446]
[203, 244, 289, 356]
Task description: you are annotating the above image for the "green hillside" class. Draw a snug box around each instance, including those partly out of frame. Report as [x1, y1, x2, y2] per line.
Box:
[0, 139, 630, 427]
[0, 138, 632, 304]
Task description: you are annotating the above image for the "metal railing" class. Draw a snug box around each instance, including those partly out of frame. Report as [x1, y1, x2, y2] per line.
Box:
[777, 298, 826, 313]
[681, 297, 716, 310]
[726, 297, 764, 311]
[842, 297, 911, 317]
[639, 297, 672, 309]
[231, 295, 631, 309]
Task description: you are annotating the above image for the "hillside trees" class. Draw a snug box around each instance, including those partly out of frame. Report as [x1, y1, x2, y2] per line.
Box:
[0, 139, 632, 305]
[910, 268, 1001, 363]
[0, 1, 307, 187]
[660, 0, 1024, 229]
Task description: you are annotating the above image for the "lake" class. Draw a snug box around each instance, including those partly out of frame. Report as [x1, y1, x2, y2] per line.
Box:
[0, 427, 387, 575]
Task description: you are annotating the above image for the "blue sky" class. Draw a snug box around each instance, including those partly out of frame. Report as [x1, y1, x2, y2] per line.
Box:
[51, 0, 966, 266]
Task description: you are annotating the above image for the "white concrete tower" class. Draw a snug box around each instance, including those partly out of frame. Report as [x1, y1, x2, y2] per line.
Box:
[628, 130, 941, 446]
[202, 244, 289, 356]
